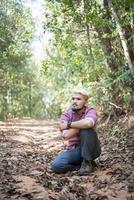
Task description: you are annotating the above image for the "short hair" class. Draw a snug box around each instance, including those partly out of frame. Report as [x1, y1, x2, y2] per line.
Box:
[72, 87, 89, 100]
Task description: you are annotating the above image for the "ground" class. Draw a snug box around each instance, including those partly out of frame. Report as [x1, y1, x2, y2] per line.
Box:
[0, 116, 133, 200]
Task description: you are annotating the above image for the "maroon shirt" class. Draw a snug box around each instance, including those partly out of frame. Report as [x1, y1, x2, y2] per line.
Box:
[60, 106, 97, 149]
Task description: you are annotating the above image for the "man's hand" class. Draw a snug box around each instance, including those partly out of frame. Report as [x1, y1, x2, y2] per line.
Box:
[60, 121, 68, 131]
[62, 128, 80, 140]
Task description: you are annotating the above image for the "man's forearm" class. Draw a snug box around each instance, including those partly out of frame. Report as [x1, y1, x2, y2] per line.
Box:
[62, 128, 79, 140]
[70, 119, 94, 129]
[60, 119, 94, 131]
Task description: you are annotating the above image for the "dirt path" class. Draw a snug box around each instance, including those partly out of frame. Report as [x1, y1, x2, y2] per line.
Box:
[0, 119, 133, 200]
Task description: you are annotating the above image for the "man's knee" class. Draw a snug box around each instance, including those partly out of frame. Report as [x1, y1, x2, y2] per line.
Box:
[51, 157, 68, 173]
[52, 161, 59, 173]
[52, 159, 63, 173]
[80, 128, 96, 138]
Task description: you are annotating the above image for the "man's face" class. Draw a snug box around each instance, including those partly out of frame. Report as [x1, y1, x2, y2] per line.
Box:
[71, 93, 87, 110]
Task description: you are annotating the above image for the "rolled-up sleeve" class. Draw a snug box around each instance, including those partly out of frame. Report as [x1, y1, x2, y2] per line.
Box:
[60, 109, 71, 137]
[60, 109, 70, 123]
[84, 108, 97, 126]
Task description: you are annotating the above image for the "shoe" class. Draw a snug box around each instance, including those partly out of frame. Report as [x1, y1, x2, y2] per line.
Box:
[78, 160, 93, 176]
[91, 160, 97, 168]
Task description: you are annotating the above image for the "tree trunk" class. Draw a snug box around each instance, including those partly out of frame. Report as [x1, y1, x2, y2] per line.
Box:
[109, 1, 134, 76]
[28, 81, 32, 117]
[95, 0, 117, 69]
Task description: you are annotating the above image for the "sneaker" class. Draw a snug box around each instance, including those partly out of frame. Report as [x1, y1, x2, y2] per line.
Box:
[78, 160, 93, 176]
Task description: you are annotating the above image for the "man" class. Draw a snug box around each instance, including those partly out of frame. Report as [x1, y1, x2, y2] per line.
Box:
[52, 87, 101, 176]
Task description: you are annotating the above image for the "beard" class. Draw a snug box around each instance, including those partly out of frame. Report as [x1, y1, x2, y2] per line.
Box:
[72, 104, 82, 112]
[72, 107, 77, 112]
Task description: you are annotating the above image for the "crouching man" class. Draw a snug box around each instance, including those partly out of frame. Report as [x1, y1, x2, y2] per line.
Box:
[52, 87, 101, 176]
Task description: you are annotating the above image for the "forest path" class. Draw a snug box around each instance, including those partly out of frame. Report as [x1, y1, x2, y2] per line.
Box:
[0, 119, 133, 200]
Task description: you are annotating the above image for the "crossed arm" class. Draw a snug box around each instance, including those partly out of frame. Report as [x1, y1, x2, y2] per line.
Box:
[60, 118, 94, 140]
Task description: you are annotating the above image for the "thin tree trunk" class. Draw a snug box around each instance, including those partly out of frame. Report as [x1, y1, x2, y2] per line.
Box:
[28, 81, 32, 117]
[95, 0, 117, 69]
[83, 0, 95, 65]
[86, 23, 94, 60]
[109, 1, 134, 76]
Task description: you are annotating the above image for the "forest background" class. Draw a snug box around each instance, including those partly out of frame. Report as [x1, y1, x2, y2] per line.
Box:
[0, 0, 134, 121]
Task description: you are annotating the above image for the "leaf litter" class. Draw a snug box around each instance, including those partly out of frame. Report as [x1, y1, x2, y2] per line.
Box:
[0, 116, 133, 200]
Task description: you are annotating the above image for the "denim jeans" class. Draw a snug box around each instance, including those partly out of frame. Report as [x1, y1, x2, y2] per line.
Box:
[52, 128, 101, 173]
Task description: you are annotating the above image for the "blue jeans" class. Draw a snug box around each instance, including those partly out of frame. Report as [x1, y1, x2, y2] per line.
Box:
[52, 146, 82, 173]
[52, 128, 101, 173]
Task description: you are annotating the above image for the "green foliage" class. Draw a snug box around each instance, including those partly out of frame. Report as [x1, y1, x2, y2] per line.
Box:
[0, 0, 44, 120]
[40, 0, 134, 118]
[0, 0, 133, 120]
